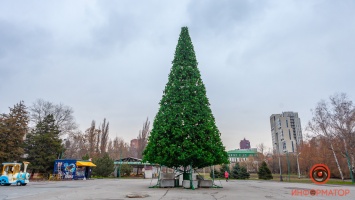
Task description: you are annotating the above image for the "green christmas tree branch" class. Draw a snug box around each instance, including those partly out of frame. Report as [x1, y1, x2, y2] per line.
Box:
[143, 27, 228, 170]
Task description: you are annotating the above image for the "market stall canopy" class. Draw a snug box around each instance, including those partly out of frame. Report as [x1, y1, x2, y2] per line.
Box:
[114, 157, 157, 166]
[76, 161, 96, 167]
[114, 157, 142, 165]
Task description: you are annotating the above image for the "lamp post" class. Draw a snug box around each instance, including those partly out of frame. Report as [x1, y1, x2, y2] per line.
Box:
[284, 150, 290, 181]
[119, 146, 122, 178]
[275, 143, 283, 181]
[343, 138, 354, 184]
[296, 152, 301, 179]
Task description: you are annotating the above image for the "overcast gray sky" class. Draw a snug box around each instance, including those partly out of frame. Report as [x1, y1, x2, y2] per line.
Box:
[1, 0, 355, 152]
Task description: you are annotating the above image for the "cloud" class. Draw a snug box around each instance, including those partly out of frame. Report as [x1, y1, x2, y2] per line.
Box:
[1, 0, 355, 151]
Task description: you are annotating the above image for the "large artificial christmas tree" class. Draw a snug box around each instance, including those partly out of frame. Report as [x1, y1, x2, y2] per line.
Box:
[143, 27, 228, 173]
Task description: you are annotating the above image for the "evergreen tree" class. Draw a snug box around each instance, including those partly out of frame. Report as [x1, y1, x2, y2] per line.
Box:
[24, 114, 64, 173]
[258, 161, 273, 180]
[92, 153, 114, 177]
[0, 101, 29, 163]
[143, 27, 228, 171]
[239, 166, 250, 179]
[232, 163, 241, 179]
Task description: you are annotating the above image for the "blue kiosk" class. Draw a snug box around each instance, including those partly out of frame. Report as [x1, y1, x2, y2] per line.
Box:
[53, 159, 96, 180]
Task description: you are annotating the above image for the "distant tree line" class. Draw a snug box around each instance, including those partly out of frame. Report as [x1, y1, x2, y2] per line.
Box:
[0, 99, 150, 177]
[2, 93, 353, 179]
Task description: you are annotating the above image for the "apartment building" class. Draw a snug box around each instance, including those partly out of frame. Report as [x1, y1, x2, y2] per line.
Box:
[240, 138, 251, 149]
[270, 112, 303, 154]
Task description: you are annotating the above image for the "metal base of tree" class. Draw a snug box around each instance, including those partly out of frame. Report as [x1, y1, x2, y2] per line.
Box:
[211, 166, 223, 188]
[149, 166, 161, 188]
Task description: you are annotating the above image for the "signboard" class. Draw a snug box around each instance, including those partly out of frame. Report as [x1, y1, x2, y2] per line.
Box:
[54, 159, 76, 179]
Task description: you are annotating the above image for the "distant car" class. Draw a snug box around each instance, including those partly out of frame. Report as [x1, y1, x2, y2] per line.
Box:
[0, 162, 30, 186]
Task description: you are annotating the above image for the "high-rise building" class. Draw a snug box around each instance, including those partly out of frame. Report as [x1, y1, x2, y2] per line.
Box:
[240, 138, 250, 149]
[130, 139, 139, 158]
[270, 112, 303, 154]
[130, 139, 138, 149]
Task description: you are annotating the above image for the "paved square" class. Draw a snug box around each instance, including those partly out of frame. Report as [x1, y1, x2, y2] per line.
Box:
[0, 179, 354, 200]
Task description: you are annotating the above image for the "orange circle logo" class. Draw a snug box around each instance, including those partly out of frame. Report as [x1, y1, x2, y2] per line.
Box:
[309, 164, 330, 184]
[310, 189, 316, 196]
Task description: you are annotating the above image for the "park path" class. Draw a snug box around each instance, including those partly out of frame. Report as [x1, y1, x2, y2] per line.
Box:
[0, 179, 354, 200]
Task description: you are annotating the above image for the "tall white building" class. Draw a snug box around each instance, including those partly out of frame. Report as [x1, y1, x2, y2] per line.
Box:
[270, 112, 303, 154]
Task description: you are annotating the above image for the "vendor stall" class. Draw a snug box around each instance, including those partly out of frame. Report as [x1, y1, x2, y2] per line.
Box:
[54, 159, 96, 180]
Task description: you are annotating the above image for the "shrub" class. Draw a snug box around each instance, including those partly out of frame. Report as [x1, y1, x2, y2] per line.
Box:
[119, 164, 133, 177]
[232, 163, 241, 179]
[232, 163, 250, 179]
[238, 166, 250, 179]
[258, 161, 273, 180]
[92, 153, 115, 177]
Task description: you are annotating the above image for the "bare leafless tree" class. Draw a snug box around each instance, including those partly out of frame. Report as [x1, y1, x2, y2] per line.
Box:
[85, 120, 99, 156]
[328, 94, 355, 168]
[100, 118, 109, 155]
[64, 131, 88, 159]
[307, 95, 347, 180]
[117, 137, 130, 159]
[107, 139, 113, 157]
[30, 99, 78, 136]
[257, 143, 266, 155]
[95, 130, 101, 155]
[107, 136, 130, 160]
[137, 118, 150, 159]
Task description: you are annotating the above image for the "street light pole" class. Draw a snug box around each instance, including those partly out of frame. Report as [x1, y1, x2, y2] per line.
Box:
[275, 143, 283, 181]
[296, 152, 301, 179]
[119, 147, 122, 178]
[285, 150, 290, 181]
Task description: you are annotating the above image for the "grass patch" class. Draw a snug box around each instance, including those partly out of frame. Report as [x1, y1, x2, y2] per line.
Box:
[325, 179, 354, 185]
[251, 174, 354, 185]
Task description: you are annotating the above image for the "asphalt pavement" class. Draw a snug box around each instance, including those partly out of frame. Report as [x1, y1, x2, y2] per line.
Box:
[0, 179, 354, 200]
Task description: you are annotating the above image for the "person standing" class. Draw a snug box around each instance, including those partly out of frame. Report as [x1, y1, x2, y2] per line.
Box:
[225, 170, 229, 182]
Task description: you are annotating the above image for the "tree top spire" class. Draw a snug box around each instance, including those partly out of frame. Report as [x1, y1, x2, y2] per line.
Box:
[172, 27, 197, 67]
